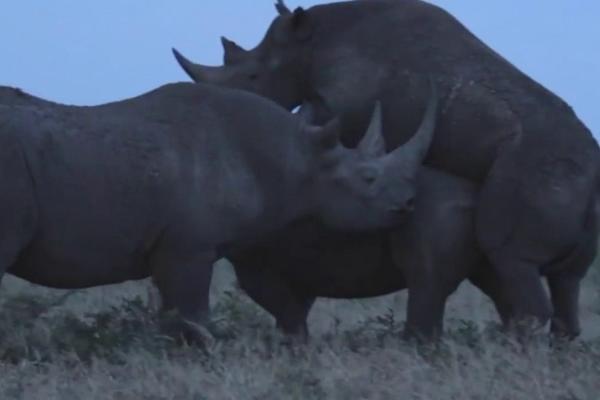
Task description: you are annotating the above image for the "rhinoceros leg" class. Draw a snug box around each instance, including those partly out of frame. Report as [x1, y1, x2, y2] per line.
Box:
[468, 266, 513, 326]
[481, 252, 553, 334]
[547, 273, 582, 339]
[404, 282, 455, 340]
[233, 263, 315, 339]
[0, 134, 37, 282]
[275, 296, 315, 339]
[475, 142, 597, 332]
[547, 211, 597, 339]
[390, 234, 457, 340]
[150, 244, 215, 345]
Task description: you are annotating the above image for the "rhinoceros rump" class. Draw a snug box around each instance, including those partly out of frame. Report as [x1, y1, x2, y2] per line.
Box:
[173, 0, 600, 337]
[0, 80, 437, 343]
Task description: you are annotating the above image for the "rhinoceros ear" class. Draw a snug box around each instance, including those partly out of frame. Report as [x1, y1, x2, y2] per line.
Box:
[357, 102, 386, 158]
[221, 36, 248, 65]
[275, 0, 291, 15]
[291, 7, 312, 42]
[274, 6, 312, 44]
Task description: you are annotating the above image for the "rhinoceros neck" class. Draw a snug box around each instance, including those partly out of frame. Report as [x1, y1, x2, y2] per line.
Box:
[213, 140, 301, 216]
[219, 121, 317, 238]
[179, 85, 319, 240]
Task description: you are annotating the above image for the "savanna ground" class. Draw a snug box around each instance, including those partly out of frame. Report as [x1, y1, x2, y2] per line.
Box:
[1, 258, 599, 400]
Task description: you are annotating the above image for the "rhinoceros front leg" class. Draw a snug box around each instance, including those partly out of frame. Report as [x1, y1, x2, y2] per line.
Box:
[233, 263, 315, 340]
[150, 244, 215, 345]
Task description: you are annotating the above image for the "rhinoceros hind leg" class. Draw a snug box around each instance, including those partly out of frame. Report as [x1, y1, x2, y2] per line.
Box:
[547, 272, 582, 339]
[476, 139, 599, 335]
[468, 266, 513, 326]
[476, 160, 559, 331]
[233, 264, 315, 339]
[546, 216, 598, 339]
[404, 283, 455, 341]
[485, 253, 552, 335]
[0, 135, 37, 282]
[150, 245, 216, 345]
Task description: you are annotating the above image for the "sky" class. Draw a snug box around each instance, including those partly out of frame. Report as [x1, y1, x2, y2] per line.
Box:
[1, 1, 598, 137]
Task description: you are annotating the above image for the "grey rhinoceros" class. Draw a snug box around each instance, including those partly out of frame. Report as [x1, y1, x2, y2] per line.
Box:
[226, 81, 512, 340]
[228, 166, 510, 340]
[172, 0, 600, 337]
[0, 81, 435, 342]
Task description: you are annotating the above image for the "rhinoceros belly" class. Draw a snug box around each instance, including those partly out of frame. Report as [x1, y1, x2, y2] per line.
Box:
[7, 196, 163, 289]
[274, 229, 408, 299]
[9, 233, 154, 289]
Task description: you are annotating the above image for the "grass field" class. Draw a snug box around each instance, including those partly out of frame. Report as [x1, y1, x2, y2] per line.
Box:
[0, 258, 599, 400]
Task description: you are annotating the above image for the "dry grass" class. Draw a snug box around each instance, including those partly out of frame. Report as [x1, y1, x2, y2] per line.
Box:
[1, 259, 599, 400]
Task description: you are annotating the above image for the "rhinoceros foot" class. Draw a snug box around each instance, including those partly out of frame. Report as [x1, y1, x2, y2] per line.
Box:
[158, 310, 216, 349]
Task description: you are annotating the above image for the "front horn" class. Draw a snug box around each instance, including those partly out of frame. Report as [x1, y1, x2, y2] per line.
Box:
[172, 48, 229, 83]
[387, 77, 439, 169]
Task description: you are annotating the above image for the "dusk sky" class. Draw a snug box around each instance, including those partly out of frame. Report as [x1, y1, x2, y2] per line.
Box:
[1, 1, 598, 137]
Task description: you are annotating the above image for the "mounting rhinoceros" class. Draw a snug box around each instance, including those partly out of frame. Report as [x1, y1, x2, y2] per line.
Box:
[0, 80, 436, 343]
[172, 0, 600, 337]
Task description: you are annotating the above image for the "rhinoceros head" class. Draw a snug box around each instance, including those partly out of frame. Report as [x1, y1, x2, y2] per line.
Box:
[172, 3, 312, 110]
[303, 79, 438, 230]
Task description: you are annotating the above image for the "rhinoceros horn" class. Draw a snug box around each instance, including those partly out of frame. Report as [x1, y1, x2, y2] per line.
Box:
[172, 48, 232, 83]
[357, 102, 386, 158]
[275, 0, 292, 15]
[221, 36, 249, 65]
[387, 77, 439, 170]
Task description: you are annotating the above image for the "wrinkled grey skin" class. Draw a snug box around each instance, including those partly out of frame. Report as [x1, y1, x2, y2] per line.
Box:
[0, 81, 435, 342]
[228, 167, 508, 340]
[173, 0, 600, 337]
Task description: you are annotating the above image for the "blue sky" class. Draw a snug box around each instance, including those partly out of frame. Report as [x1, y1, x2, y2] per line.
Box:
[1, 1, 598, 137]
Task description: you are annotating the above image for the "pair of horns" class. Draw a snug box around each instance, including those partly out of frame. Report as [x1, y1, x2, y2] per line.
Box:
[296, 78, 438, 169]
[357, 78, 438, 165]
[220, 1, 293, 63]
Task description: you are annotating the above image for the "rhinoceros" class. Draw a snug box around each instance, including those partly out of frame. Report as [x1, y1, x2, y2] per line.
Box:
[172, 0, 600, 337]
[227, 166, 509, 340]
[229, 165, 599, 340]
[0, 80, 436, 342]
